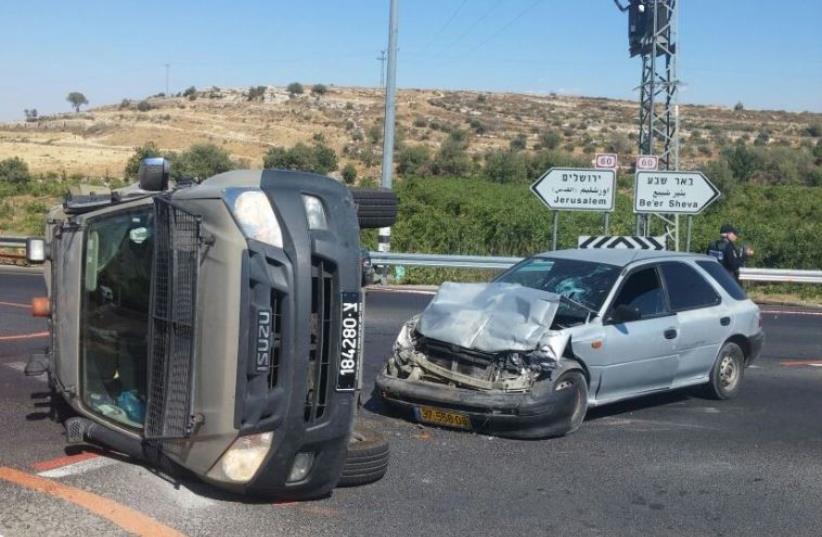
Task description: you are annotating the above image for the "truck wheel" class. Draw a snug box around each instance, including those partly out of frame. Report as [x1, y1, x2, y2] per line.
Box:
[704, 342, 744, 400]
[337, 427, 389, 487]
[552, 370, 588, 437]
[350, 188, 397, 229]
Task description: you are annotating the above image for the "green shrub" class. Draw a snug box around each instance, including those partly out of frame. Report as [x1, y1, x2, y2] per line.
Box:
[341, 163, 357, 184]
[262, 141, 338, 174]
[173, 144, 235, 180]
[0, 157, 30, 188]
[396, 145, 432, 176]
[136, 100, 153, 112]
[247, 86, 266, 101]
[287, 82, 304, 96]
[124, 142, 168, 178]
[311, 84, 328, 96]
[483, 150, 528, 183]
[538, 130, 562, 150]
[509, 133, 527, 151]
[431, 130, 472, 176]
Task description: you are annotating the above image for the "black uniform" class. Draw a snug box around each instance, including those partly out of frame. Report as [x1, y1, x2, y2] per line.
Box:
[706, 237, 744, 282]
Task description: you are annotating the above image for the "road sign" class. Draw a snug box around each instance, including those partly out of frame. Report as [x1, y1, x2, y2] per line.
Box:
[634, 171, 720, 214]
[636, 155, 659, 171]
[578, 235, 666, 250]
[595, 153, 618, 169]
[531, 168, 616, 212]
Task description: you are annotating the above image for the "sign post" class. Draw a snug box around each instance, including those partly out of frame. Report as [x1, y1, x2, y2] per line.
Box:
[531, 168, 616, 250]
[594, 154, 618, 234]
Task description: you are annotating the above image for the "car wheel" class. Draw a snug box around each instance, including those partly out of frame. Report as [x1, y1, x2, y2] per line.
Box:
[337, 425, 389, 487]
[553, 370, 588, 436]
[705, 342, 745, 400]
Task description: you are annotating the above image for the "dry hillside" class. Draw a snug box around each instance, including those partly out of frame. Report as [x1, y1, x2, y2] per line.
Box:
[1, 85, 820, 180]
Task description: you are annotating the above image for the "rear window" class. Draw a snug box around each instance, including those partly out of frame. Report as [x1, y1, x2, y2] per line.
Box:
[660, 262, 721, 311]
[696, 260, 747, 300]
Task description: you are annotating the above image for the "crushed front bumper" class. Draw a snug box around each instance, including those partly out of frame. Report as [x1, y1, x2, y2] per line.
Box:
[375, 370, 580, 440]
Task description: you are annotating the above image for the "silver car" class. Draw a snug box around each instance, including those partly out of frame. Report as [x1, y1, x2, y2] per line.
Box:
[376, 249, 765, 439]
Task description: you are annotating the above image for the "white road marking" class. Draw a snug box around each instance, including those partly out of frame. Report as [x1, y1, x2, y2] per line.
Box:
[37, 456, 119, 479]
[3, 361, 46, 382]
[760, 309, 822, 317]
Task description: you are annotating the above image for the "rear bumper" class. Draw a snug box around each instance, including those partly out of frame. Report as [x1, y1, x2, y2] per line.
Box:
[747, 330, 765, 365]
[375, 371, 579, 439]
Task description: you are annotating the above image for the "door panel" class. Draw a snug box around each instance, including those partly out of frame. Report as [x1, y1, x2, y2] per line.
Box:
[593, 265, 679, 403]
[672, 306, 729, 386]
[596, 316, 680, 402]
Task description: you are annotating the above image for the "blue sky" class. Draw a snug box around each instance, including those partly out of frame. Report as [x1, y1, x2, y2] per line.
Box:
[2, 0, 820, 121]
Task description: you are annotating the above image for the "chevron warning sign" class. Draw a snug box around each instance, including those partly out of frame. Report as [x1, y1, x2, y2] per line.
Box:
[578, 235, 667, 250]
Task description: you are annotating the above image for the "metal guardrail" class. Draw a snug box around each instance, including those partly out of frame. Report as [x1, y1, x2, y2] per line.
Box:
[369, 251, 822, 284]
[0, 236, 27, 249]
[2, 237, 819, 283]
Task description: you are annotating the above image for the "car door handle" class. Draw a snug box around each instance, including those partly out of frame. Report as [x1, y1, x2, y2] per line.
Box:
[720, 317, 731, 326]
[664, 328, 678, 340]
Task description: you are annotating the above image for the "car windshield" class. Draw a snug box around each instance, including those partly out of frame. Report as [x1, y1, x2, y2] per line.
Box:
[495, 257, 621, 313]
[80, 208, 154, 429]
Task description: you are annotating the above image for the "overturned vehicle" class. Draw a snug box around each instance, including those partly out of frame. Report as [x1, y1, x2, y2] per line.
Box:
[25, 159, 396, 499]
[377, 250, 764, 439]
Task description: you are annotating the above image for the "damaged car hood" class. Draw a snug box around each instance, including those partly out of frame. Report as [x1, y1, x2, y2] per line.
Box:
[416, 282, 562, 353]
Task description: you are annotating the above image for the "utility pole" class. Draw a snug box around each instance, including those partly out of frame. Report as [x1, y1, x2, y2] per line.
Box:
[619, 0, 680, 247]
[164, 63, 171, 96]
[378, 0, 399, 261]
[377, 50, 387, 88]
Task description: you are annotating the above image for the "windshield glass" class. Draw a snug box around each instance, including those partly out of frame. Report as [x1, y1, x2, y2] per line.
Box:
[495, 257, 621, 313]
[80, 208, 154, 429]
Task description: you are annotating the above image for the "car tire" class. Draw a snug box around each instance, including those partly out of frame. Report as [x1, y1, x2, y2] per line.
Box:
[337, 425, 390, 487]
[705, 341, 745, 400]
[552, 370, 588, 437]
[350, 188, 397, 229]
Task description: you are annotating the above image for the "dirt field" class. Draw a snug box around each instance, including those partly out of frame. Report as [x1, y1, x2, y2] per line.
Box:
[1, 85, 819, 178]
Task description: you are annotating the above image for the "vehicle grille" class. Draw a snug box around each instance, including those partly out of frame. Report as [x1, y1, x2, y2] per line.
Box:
[267, 289, 283, 390]
[419, 338, 498, 379]
[145, 198, 200, 440]
[305, 258, 336, 422]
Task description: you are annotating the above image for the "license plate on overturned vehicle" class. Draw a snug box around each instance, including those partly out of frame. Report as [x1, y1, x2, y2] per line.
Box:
[415, 406, 472, 430]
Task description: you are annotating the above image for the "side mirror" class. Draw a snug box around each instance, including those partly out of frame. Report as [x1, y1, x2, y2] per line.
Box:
[138, 157, 170, 192]
[609, 304, 641, 324]
[26, 237, 48, 264]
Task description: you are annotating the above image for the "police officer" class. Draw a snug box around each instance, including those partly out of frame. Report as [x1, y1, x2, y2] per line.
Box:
[706, 224, 753, 283]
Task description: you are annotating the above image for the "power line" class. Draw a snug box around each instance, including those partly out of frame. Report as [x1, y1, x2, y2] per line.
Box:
[417, 0, 469, 54]
[457, 0, 542, 58]
[439, 0, 501, 52]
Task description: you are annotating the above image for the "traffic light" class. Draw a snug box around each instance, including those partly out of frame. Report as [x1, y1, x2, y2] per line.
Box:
[629, 0, 651, 57]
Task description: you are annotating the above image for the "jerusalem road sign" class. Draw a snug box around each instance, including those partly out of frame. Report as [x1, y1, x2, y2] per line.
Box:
[634, 170, 720, 214]
[531, 168, 616, 212]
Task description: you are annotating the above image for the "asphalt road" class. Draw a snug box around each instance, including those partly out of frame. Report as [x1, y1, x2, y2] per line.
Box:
[1, 268, 821, 537]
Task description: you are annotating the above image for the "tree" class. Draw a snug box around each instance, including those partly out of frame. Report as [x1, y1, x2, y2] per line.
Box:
[341, 163, 357, 184]
[0, 157, 31, 187]
[136, 100, 153, 112]
[733, 102, 744, 112]
[23, 109, 38, 122]
[173, 144, 234, 180]
[66, 92, 88, 113]
[311, 84, 328, 96]
[287, 82, 304, 97]
[183, 86, 197, 100]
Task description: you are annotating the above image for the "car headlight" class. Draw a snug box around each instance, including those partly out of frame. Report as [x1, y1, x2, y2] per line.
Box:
[207, 431, 273, 483]
[302, 195, 327, 230]
[224, 188, 283, 248]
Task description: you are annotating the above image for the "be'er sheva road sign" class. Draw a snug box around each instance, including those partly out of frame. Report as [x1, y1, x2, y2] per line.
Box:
[531, 168, 616, 212]
[634, 171, 721, 214]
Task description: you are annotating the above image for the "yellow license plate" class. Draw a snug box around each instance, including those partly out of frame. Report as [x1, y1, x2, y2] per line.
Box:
[415, 406, 472, 430]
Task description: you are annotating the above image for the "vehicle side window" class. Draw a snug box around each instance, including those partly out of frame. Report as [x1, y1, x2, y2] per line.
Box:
[611, 267, 667, 319]
[660, 262, 721, 311]
[696, 260, 747, 300]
